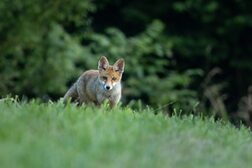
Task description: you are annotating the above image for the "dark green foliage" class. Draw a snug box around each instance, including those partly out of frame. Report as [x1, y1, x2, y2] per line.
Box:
[82, 20, 202, 112]
[91, 0, 252, 119]
[0, 0, 251, 121]
[0, 0, 94, 97]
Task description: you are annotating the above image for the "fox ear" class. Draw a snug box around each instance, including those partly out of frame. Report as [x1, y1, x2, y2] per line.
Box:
[98, 56, 109, 70]
[114, 58, 125, 73]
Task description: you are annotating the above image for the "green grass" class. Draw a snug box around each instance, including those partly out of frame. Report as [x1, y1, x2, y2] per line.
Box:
[0, 99, 252, 168]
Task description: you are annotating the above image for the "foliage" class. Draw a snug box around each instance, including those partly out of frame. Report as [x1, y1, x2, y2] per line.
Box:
[0, 0, 252, 121]
[1, 101, 252, 168]
[90, 0, 252, 120]
[0, 0, 94, 97]
[0, 4, 201, 114]
[82, 20, 202, 112]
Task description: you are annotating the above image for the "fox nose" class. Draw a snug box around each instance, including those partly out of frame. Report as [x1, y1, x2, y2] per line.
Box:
[105, 86, 111, 90]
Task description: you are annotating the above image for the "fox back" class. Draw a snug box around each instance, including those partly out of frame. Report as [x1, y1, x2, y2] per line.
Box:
[63, 56, 125, 107]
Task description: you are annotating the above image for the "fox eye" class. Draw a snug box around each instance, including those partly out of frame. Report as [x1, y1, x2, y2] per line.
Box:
[112, 77, 117, 81]
[102, 76, 107, 80]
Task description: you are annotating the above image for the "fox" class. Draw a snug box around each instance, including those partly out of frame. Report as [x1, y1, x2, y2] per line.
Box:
[63, 56, 125, 107]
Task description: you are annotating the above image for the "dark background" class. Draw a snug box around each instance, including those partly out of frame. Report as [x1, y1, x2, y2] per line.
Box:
[0, 0, 252, 126]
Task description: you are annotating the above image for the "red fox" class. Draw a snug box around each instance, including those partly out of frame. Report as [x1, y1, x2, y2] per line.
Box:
[63, 56, 125, 107]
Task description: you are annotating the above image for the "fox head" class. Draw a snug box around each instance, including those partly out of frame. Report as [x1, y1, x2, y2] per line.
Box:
[98, 56, 125, 91]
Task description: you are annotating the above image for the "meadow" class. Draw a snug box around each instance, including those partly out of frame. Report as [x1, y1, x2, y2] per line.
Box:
[0, 99, 252, 168]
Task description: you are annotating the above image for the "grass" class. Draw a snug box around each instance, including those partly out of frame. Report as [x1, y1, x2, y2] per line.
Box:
[0, 99, 252, 168]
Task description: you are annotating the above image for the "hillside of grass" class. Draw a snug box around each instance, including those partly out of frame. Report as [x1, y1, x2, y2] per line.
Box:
[0, 99, 252, 168]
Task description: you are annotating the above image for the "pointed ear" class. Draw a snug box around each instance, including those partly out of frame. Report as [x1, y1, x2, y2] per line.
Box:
[113, 58, 125, 73]
[98, 56, 109, 70]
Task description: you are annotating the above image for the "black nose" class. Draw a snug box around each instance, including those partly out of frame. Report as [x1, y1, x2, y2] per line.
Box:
[105, 86, 111, 90]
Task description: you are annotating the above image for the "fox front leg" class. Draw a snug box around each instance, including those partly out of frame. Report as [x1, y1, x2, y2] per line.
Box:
[109, 94, 121, 108]
[96, 94, 106, 106]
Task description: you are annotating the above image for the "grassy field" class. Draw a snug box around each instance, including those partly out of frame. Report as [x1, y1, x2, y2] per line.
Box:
[0, 99, 252, 168]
